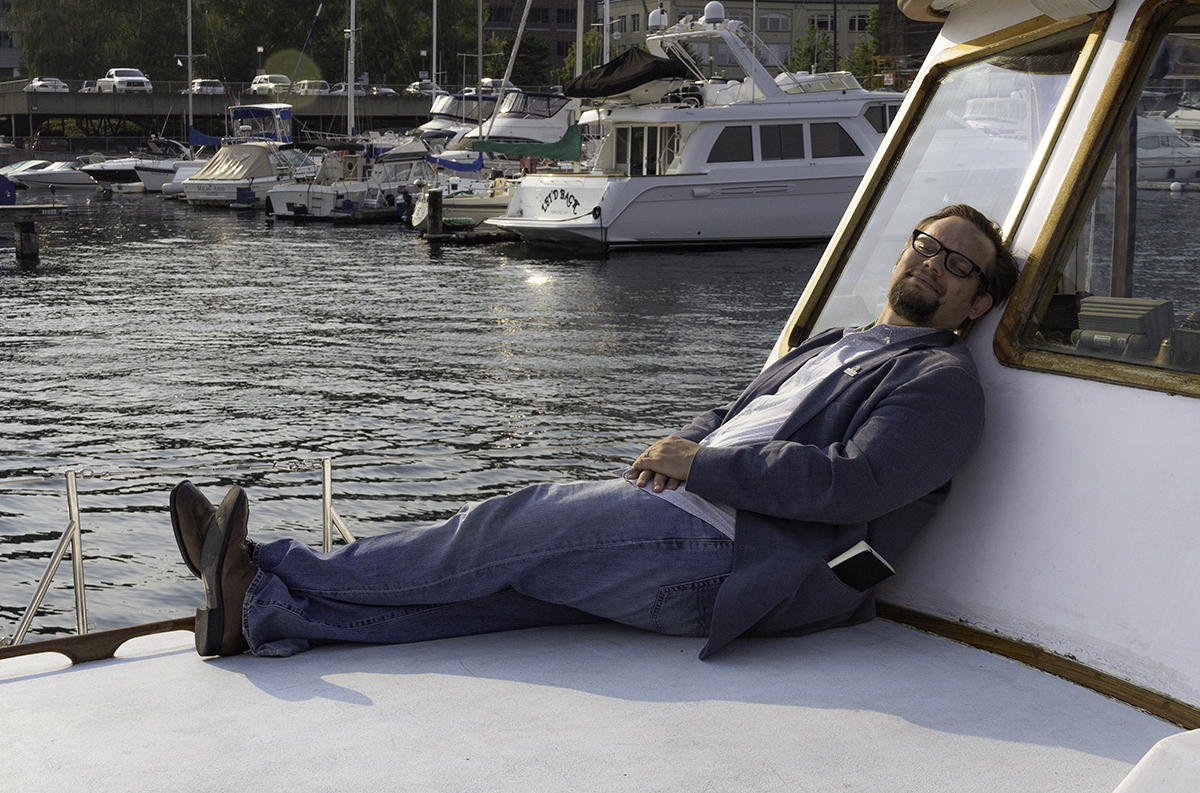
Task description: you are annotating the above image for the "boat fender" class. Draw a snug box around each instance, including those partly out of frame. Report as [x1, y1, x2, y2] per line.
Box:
[592, 206, 601, 219]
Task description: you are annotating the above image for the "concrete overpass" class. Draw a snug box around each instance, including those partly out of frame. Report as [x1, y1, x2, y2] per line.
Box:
[0, 82, 433, 152]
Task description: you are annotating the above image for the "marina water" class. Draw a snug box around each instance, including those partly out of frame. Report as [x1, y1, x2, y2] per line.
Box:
[0, 191, 820, 640]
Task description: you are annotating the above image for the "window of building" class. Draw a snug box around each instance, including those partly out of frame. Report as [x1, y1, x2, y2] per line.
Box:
[760, 13, 790, 32]
[727, 10, 752, 24]
[556, 39, 571, 64]
[488, 5, 513, 27]
[707, 125, 754, 163]
[761, 124, 805, 161]
[528, 7, 550, 28]
[810, 14, 832, 31]
[631, 14, 640, 31]
[810, 123, 863, 158]
[557, 7, 576, 26]
[848, 14, 869, 32]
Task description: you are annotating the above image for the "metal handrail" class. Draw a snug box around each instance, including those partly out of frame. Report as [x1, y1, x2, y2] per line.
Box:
[1, 458, 351, 648]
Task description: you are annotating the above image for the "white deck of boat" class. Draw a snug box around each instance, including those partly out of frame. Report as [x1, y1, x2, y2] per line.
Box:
[0, 618, 1188, 792]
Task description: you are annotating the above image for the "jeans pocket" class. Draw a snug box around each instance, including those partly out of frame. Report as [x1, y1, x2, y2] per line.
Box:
[651, 574, 728, 637]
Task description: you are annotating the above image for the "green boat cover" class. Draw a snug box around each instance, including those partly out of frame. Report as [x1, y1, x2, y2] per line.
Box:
[471, 125, 582, 161]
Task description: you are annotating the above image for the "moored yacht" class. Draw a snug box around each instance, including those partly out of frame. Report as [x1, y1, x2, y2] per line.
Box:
[181, 104, 317, 207]
[488, 4, 902, 248]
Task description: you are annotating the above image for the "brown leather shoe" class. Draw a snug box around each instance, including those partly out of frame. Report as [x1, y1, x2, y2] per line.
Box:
[170, 481, 216, 578]
[195, 486, 258, 657]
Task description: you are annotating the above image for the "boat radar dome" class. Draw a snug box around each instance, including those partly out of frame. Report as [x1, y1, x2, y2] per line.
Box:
[648, 8, 666, 28]
[701, 1, 725, 23]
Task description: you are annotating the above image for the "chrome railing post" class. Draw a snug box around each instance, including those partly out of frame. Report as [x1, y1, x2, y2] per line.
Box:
[322, 458, 334, 553]
[321, 458, 356, 552]
[66, 470, 88, 635]
[7, 470, 89, 646]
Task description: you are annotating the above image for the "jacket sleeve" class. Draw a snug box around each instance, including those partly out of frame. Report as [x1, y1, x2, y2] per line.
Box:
[682, 354, 985, 526]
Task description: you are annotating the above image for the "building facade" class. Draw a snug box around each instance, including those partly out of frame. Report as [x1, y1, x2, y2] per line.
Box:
[596, 0, 878, 78]
[0, 0, 21, 78]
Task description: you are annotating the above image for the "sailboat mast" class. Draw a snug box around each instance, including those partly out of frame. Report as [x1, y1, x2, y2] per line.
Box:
[187, 0, 194, 139]
[347, 0, 356, 136]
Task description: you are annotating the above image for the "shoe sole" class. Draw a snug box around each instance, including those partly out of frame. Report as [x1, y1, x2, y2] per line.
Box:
[195, 486, 248, 657]
[169, 481, 207, 578]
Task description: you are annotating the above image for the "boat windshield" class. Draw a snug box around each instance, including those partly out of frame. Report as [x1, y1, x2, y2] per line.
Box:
[498, 92, 571, 118]
[807, 22, 1092, 335]
[430, 95, 497, 124]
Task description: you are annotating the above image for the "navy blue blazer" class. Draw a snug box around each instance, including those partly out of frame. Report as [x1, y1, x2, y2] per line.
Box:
[679, 326, 986, 658]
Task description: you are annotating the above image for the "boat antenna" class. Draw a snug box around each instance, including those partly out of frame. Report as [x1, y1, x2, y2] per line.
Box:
[287, 3, 325, 102]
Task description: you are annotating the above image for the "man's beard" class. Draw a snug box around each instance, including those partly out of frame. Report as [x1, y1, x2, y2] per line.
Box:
[887, 274, 939, 326]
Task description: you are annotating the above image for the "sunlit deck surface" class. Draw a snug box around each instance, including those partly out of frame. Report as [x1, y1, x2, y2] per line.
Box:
[0, 619, 1184, 791]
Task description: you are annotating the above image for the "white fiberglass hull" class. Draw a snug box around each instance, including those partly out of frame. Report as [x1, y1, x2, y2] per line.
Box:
[490, 171, 861, 247]
[183, 176, 299, 207]
[14, 168, 97, 188]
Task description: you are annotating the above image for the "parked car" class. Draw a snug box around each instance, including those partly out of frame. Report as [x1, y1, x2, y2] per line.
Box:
[330, 82, 366, 96]
[97, 68, 153, 93]
[249, 74, 292, 96]
[465, 77, 520, 95]
[183, 79, 225, 95]
[369, 86, 398, 96]
[24, 77, 69, 93]
[294, 80, 330, 96]
[79, 80, 99, 93]
[404, 80, 442, 96]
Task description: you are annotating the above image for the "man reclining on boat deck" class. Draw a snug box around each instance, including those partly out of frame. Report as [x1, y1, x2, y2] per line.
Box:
[170, 204, 1019, 659]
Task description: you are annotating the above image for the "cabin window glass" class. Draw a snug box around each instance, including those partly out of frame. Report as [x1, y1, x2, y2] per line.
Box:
[658, 125, 681, 173]
[631, 126, 646, 175]
[864, 103, 901, 135]
[708, 125, 754, 163]
[761, 124, 805, 160]
[811, 123, 863, 158]
[615, 127, 630, 174]
[1019, 18, 1200, 379]
[805, 24, 1090, 336]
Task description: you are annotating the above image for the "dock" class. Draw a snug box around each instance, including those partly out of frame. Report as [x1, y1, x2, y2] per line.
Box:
[0, 204, 69, 262]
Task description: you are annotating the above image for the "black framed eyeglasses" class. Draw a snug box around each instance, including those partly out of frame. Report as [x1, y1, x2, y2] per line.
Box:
[910, 229, 990, 293]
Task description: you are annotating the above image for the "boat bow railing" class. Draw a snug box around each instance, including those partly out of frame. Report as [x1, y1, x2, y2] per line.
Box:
[0, 457, 353, 650]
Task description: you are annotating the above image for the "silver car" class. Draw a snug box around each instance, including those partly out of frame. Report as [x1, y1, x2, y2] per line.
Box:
[98, 68, 153, 93]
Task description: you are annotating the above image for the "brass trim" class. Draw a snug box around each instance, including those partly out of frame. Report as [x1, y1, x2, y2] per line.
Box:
[995, 0, 1200, 397]
[878, 601, 1200, 729]
[782, 14, 1102, 350]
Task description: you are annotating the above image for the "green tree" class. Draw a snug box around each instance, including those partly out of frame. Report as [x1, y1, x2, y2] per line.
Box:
[550, 29, 604, 85]
[839, 8, 879, 79]
[788, 24, 833, 74]
[482, 32, 552, 89]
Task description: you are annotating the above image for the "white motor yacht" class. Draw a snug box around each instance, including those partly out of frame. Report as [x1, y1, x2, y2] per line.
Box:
[181, 104, 317, 207]
[265, 136, 433, 220]
[80, 137, 191, 192]
[488, 6, 902, 248]
[10, 156, 99, 188]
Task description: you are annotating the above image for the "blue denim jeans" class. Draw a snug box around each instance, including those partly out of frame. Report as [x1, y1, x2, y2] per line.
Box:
[242, 479, 735, 656]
